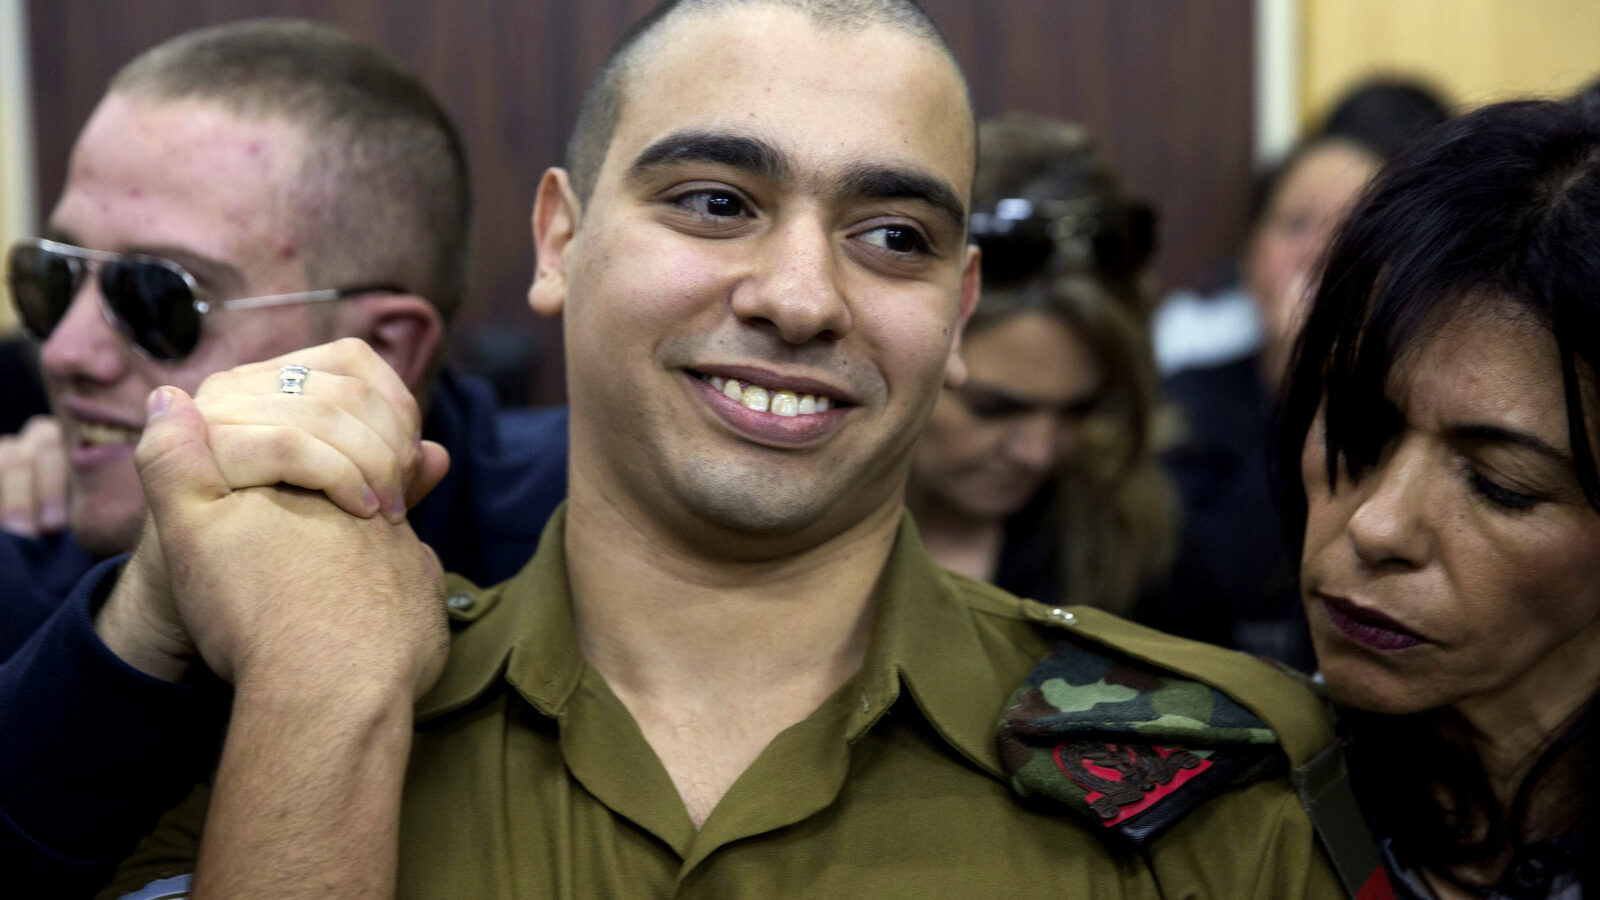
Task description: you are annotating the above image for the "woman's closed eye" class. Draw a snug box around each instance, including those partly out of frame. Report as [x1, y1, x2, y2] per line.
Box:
[1464, 464, 1542, 512]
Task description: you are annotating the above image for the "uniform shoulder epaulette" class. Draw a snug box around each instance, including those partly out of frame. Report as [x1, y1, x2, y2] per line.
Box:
[997, 636, 1284, 846]
[998, 608, 1395, 900]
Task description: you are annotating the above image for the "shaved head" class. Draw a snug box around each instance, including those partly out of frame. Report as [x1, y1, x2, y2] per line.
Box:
[565, 0, 973, 205]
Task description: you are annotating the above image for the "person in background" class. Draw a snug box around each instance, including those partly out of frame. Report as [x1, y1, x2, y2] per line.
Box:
[1320, 76, 1456, 163]
[1152, 78, 1450, 668]
[907, 113, 1175, 614]
[0, 344, 58, 537]
[1283, 96, 1600, 899]
[0, 20, 565, 895]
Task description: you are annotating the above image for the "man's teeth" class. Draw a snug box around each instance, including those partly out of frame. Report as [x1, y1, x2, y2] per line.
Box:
[80, 422, 140, 445]
[707, 376, 832, 417]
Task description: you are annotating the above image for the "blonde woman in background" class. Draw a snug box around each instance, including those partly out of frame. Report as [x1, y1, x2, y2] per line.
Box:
[907, 113, 1174, 614]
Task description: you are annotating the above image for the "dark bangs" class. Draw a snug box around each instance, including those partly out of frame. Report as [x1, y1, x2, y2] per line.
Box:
[1279, 99, 1600, 548]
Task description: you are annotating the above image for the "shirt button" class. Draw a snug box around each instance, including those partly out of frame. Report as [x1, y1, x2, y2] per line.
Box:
[446, 591, 475, 612]
[1048, 607, 1077, 624]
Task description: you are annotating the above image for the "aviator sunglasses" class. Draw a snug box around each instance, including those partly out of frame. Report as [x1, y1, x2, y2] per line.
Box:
[969, 196, 1156, 288]
[5, 238, 402, 362]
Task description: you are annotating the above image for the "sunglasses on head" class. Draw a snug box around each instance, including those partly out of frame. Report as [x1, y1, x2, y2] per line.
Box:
[5, 238, 402, 363]
[969, 196, 1156, 288]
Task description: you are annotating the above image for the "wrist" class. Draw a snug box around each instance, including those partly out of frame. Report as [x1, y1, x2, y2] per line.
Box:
[230, 633, 424, 712]
[228, 668, 417, 763]
[94, 553, 197, 683]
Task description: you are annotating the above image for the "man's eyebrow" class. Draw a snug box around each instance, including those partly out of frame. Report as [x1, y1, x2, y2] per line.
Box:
[628, 131, 791, 182]
[839, 164, 966, 233]
[45, 226, 243, 293]
[135, 246, 243, 292]
[1448, 423, 1571, 463]
[42, 226, 80, 245]
[626, 132, 967, 233]
[961, 377, 1104, 412]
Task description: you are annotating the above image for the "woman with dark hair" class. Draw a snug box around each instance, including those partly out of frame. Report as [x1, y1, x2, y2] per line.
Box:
[907, 113, 1174, 613]
[1282, 97, 1600, 898]
[1157, 80, 1450, 668]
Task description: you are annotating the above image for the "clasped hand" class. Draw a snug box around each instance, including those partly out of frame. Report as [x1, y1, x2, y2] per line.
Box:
[99, 338, 452, 700]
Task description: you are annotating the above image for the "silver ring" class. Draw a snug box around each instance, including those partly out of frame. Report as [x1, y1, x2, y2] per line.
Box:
[279, 364, 310, 395]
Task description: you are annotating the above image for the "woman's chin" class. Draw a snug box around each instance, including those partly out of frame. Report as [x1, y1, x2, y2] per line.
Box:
[1317, 654, 1437, 717]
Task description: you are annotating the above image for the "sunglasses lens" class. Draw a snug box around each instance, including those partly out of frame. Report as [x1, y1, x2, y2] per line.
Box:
[975, 234, 1054, 285]
[7, 243, 80, 339]
[100, 260, 200, 362]
[1091, 205, 1156, 280]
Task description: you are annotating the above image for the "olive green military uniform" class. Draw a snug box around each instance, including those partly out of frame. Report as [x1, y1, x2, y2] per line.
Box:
[104, 509, 1348, 899]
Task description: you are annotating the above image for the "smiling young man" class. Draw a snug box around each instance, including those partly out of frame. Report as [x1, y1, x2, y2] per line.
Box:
[101, 2, 1353, 898]
[0, 20, 573, 617]
[0, 20, 570, 896]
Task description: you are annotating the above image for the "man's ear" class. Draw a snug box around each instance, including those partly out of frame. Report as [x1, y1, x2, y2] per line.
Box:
[340, 294, 444, 391]
[528, 167, 582, 318]
[944, 243, 982, 389]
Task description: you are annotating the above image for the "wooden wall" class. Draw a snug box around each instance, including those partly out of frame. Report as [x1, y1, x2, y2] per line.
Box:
[27, 0, 1254, 404]
[1302, 0, 1600, 124]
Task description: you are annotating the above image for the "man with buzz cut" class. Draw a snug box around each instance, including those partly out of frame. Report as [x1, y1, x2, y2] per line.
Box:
[98, 1, 1361, 897]
[0, 19, 567, 896]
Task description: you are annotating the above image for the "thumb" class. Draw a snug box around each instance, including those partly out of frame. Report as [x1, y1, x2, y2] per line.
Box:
[134, 387, 231, 526]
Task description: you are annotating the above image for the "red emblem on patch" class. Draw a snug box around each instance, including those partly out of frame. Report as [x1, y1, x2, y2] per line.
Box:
[1052, 742, 1212, 826]
[1355, 866, 1395, 900]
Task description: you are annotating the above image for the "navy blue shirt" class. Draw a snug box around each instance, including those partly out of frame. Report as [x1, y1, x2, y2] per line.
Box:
[1146, 353, 1313, 670]
[0, 368, 570, 897]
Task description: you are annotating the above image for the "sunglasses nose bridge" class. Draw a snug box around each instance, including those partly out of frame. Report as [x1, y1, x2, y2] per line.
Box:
[70, 253, 100, 297]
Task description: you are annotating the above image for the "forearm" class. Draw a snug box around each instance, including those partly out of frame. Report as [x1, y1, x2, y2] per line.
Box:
[192, 676, 416, 900]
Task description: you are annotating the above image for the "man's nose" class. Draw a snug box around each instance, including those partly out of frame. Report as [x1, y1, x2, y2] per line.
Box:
[39, 279, 131, 384]
[730, 218, 851, 344]
[1345, 439, 1432, 571]
[1002, 413, 1061, 473]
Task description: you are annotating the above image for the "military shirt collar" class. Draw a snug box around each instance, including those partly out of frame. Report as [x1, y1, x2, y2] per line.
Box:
[415, 507, 583, 721]
[417, 504, 1008, 779]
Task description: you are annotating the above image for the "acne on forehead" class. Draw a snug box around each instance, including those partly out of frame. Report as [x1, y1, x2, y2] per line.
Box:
[59, 95, 308, 263]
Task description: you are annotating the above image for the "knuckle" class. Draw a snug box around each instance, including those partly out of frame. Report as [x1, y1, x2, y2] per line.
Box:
[266, 425, 309, 459]
[377, 454, 403, 490]
[332, 336, 372, 362]
[399, 394, 422, 430]
[299, 394, 342, 430]
[328, 376, 369, 411]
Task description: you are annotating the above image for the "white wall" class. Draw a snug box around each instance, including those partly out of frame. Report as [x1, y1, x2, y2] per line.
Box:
[0, 0, 37, 334]
[1254, 0, 1301, 164]
[1302, 0, 1600, 124]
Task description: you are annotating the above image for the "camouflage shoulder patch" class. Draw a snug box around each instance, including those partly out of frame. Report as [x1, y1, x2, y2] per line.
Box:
[997, 641, 1283, 847]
